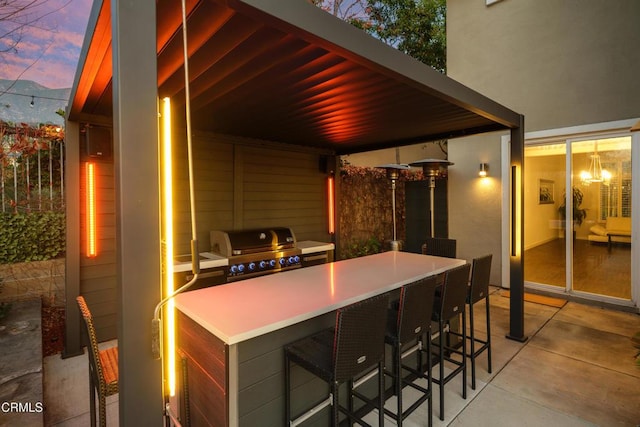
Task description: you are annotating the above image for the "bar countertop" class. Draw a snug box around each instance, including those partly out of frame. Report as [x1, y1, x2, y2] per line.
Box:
[174, 251, 464, 345]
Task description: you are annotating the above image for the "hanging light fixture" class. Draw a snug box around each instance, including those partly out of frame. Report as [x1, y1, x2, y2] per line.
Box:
[580, 141, 611, 185]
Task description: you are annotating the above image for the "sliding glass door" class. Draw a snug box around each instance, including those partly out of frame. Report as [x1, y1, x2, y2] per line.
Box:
[524, 135, 632, 301]
[524, 143, 567, 289]
[571, 137, 632, 299]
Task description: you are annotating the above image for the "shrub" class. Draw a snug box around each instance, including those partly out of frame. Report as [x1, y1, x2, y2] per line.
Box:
[0, 212, 66, 264]
[342, 236, 383, 259]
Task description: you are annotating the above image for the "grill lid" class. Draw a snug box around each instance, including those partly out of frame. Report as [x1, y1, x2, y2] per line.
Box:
[210, 227, 297, 257]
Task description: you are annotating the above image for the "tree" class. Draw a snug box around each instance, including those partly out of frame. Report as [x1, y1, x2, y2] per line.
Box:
[0, 0, 70, 92]
[363, 0, 446, 72]
[0, 0, 63, 55]
[307, 0, 369, 23]
[308, 0, 446, 72]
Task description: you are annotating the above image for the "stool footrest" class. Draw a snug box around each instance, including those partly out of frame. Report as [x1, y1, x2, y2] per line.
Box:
[290, 395, 332, 427]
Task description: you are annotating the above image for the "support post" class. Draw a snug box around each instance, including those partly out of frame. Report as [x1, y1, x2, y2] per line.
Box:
[112, 0, 164, 423]
[63, 120, 82, 358]
[507, 115, 527, 342]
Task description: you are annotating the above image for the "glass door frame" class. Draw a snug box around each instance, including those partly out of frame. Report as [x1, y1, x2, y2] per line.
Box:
[502, 119, 639, 310]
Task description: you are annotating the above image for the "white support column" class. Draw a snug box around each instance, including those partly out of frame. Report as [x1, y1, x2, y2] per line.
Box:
[631, 122, 639, 305]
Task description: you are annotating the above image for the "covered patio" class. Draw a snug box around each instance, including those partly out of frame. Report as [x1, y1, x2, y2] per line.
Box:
[65, 0, 525, 423]
[43, 290, 640, 425]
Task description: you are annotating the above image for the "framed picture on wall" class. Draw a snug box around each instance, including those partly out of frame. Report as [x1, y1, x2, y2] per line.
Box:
[539, 179, 554, 204]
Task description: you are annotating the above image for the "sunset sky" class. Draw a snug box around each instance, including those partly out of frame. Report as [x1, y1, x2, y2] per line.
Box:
[1, 0, 93, 89]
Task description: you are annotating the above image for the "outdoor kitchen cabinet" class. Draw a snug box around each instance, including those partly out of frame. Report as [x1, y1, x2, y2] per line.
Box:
[174, 251, 464, 426]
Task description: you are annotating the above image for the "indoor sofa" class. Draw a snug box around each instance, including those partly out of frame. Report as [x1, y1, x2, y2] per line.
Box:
[588, 216, 632, 244]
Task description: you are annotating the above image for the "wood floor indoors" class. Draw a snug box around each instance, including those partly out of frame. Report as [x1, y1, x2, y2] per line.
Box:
[524, 239, 631, 299]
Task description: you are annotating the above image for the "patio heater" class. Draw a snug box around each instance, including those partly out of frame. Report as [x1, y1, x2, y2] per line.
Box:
[409, 158, 453, 238]
[376, 163, 410, 251]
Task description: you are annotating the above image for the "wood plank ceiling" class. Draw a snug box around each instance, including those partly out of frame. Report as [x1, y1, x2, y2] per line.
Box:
[69, 0, 520, 155]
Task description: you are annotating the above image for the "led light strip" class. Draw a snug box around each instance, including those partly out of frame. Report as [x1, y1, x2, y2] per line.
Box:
[161, 97, 176, 397]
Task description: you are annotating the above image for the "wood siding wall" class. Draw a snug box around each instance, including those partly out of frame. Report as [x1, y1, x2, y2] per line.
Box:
[178, 310, 228, 427]
[172, 133, 331, 255]
[79, 132, 332, 340]
[79, 157, 117, 341]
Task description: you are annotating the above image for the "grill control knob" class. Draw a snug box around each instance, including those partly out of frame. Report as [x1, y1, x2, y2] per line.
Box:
[269, 259, 276, 268]
[293, 255, 300, 263]
[279, 258, 286, 266]
[259, 261, 267, 269]
[288, 256, 295, 265]
[248, 262, 256, 271]
[230, 265, 238, 274]
[237, 264, 245, 273]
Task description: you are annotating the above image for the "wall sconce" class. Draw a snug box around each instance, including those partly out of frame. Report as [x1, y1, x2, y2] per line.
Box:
[479, 163, 489, 177]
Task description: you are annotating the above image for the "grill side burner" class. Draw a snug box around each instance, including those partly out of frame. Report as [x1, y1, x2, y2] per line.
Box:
[210, 227, 302, 282]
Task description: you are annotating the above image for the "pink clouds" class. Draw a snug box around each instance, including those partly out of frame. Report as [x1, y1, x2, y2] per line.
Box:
[0, 0, 92, 89]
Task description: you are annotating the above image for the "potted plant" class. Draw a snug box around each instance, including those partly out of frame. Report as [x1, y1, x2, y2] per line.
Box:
[558, 187, 587, 238]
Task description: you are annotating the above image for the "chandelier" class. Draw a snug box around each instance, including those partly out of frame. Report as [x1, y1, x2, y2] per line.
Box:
[580, 142, 611, 185]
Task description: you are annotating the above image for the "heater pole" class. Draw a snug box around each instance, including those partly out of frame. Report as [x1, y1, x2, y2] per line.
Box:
[429, 176, 435, 238]
[391, 178, 397, 241]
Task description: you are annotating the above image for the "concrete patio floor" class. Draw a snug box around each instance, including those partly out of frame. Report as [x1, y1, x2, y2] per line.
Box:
[41, 288, 640, 426]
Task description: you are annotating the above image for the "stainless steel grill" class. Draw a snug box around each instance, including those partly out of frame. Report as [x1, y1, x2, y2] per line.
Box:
[210, 227, 302, 282]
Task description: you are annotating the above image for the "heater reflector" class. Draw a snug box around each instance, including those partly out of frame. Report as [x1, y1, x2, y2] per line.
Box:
[86, 162, 97, 258]
[327, 175, 335, 234]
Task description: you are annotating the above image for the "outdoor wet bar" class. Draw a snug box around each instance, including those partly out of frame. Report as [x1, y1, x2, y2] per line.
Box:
[174, 251, 464, 426]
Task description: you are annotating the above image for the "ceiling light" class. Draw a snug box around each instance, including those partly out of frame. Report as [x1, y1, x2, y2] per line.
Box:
[580, 142, 610, 185]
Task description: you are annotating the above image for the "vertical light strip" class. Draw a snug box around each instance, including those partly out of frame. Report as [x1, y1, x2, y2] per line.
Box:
[510, 165, 517, 257]
[327, 175, 335, 234]
[86, 162, 97, 257]
[161, 97, 176, 397]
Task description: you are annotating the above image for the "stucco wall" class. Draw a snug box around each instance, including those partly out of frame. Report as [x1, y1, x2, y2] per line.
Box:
[446, 0, 640, 288]
[447, 0, 640, 132]
[448, 132, 503, 286]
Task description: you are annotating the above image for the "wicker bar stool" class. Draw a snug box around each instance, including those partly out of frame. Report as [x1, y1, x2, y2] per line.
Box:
[384, 276, 437, 427]
[284, 293, 389, 426]
[467, 254, 493, 390]
[423, 237, 457, 258]
[431, 263, 471, 421]
[76, 296, 119, 427]
[447, 255, 493, 390]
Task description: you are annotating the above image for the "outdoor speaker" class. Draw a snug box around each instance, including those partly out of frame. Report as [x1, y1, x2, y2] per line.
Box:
[319, 155, 336, 174]
[86, 127, 112, 159]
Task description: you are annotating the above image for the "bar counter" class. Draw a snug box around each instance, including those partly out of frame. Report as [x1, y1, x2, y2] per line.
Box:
[174, 251, 465, 426]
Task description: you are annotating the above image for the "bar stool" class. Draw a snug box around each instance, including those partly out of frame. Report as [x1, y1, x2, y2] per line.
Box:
[423, 237, 457, 258]
[384, 276, 437, 427]
[431, 263, 471, 421]
[423, 237, 457, 287]
[467, 254, 493, 390]
[76, 296, 119, 427]
[284, 293, 389, 426]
